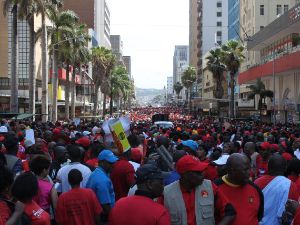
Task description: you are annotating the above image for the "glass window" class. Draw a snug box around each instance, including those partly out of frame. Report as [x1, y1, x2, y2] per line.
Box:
[260, 5, 264, 15]
[260, 26, 264, 30]
[217, 12, 222, 17]
[284, 5, 289, 13]
[217, 21, 222, 27]
[276, 5, 282, 15]
[217, 31, 222, 36]
[217, 2, 222, 7]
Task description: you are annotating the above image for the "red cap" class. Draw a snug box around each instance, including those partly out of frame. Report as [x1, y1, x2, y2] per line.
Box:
[53, 128, 61, 135]
[75, 137, 91, 148]
[176, 155, 208, 174]
[282, 152, 293, 161]
[260, 142, 271, 151]
[271, 144, 279, 152]
[131, 148, 142, 163]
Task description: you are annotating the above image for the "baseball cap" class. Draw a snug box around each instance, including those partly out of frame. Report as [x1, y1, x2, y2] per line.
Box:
[213, 154, 230, 166]
[98, 150, 118, 163]
[136, 164, 166, 183]
[176, 155, 208, 174]
[75, 137, 91, 148]
[181, 140, 199, 151]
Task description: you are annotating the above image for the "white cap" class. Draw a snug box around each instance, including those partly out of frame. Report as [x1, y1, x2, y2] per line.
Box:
[0, 126, 8, 133]
[213, 154, 230, 166]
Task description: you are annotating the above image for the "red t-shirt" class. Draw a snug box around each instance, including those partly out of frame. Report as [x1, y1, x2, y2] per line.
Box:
[215, 177, 264, 225]
[24, 201, 50, 225]
[204, 164, 218, 181]
[255, 175, 300, 201]
[56, 188, 102, 225]
[109, 195, 171, 225]
[110, 159, 135, 201]
[0, 200, 11, 225]
[256, 155, 268, 178]
[289, 175, 300, 195]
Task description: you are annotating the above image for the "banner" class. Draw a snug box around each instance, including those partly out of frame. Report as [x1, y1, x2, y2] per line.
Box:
[108, 119, 131, 154]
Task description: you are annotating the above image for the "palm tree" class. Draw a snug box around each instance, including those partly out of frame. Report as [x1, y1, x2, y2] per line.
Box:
[47, 9, 79, 121]
[248, 78, 273, 111]
[221, 40, 245, 118]
[206, 48, 226, 114]
[181, 66, 197, 110]
[3, 0, 19, 113]
[173, 82, 183, 101]
[91, 47, 115, 116]
[69, 24, 90, 119]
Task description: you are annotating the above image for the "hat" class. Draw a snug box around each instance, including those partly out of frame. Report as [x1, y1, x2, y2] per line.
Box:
[0, 126, 8, 133]
[176, 155, 208, 174]
[75, 137, 91, 148]
[83, 131, 91, 137]
[181, 140, 199, 151]
[213, 154, 230, 166]
[136, 164, 166, 183]
[98, 150, 118, 163]
[24, 139, 34, 148]
[260, 142, 271, 151]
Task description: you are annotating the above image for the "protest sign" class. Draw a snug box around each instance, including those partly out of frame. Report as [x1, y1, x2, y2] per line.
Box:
[25, 129, 35, 144]
[108, 119, 131, 154]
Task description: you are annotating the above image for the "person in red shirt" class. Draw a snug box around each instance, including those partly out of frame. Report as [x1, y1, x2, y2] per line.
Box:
[56, 169, 102, 225]
[163, 155, 236, 225]
[287, 158, 300, 194]
[109, 164, 171, 225]
[11, 172, 51, 225]
[215, 153, 264, 225]
[256, 142, 272, 178]
[255, 155, 300, 201]
[110, 150, 135, 201]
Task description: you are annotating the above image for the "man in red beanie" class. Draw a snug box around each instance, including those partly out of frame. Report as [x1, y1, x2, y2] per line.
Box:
[162, 155, 235, 225]
[256, 142, 272, 178]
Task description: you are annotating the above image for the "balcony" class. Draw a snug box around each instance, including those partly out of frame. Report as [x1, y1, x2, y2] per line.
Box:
[238, 99, 255, 108]
[238, 46, 300, 84]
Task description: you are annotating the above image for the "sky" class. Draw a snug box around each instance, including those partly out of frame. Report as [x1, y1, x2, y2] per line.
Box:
[108, 0, 189, 89]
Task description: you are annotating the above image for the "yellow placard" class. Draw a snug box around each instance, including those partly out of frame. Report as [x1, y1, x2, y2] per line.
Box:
[109, 120, 131, 154]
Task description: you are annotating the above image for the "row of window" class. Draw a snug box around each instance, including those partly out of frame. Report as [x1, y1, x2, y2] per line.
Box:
[260, 4, 289, 16]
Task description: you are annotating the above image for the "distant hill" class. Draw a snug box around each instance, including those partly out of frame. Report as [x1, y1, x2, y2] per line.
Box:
[135, 88, 164, 106]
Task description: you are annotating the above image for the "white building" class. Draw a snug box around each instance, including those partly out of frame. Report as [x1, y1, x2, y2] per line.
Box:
[202, 0, 228, 55]
[173, 46, 189, 100]
[167, 77, 173, 95]
[95, 0, 111, 48]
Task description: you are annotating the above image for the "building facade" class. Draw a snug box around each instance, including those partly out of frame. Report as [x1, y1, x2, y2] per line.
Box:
[167, 76, 173, 95]
[123, 56, 131, 78]
[238, 3, 300, 122]
[228, 0, 240, 40]
[173, 46, 189, 100]
[110, 35, 125, 66]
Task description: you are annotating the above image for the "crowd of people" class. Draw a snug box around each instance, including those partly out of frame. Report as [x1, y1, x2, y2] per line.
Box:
[0, 108, 300, 225]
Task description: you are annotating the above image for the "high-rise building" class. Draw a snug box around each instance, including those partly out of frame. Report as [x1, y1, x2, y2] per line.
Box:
[110, 35, 125, 66]
[123, 56, 131, 78]
[202, 0, 228, 54]
[228, 0, 240, 40]
[189, 0, 203, 97]
[167, 77, 173, 95]
[240, 0, 297, 72]
[63, 0, 111, 48]
[173, 46, 189, 100]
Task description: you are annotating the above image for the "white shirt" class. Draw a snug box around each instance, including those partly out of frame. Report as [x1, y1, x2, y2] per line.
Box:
[129, 161, 140, 172]
[56, 162, 91, 193]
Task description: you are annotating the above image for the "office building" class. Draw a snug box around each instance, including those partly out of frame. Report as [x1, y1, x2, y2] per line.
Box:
[167, 77, 173, 95]
[228, 0, 240, 40]
[110, 35, 125, 66]
[123, 56, 131, 78]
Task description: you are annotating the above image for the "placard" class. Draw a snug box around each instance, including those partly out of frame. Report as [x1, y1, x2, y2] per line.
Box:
[108, 119, 131, 154]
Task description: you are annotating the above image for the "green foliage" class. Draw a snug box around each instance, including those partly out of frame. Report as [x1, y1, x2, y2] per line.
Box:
[173, 82, 183, 96]
[181, 66, 197, 89]
[248, 78, 273, 109]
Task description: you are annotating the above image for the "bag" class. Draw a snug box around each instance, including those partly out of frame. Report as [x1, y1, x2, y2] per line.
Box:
[0, 197, 31, 225]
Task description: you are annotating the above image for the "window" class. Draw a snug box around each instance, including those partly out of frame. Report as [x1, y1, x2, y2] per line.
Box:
[260, 26, 264, 30]
[217, 21, 222, 27]
[260, 5, 264, 15]
[217, 2, 222, 7]
[216, 31, 222, 36]
[284, 5, 289, 13]
[217, 12, 222, 17]
[276, 5, 282, 15]
[217, 41, 222, 46]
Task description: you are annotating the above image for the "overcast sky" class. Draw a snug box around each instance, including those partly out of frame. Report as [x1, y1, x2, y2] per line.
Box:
[108, 0, 189, 89]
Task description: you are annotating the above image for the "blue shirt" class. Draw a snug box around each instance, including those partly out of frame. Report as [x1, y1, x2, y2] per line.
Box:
[86, 167, 115, 207]
[164, 170, 180, 186]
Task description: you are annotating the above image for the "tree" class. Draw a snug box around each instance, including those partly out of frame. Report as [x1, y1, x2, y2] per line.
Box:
[3, 0, 19, 113]
[173, 82, 183, 100]
[206, 48, 226, 114]
[47, 9, 79, 121]
[91, 47, 115, 116]
[248, 78, 273, 111]
[181, 66, 197, 110]
[221, 40, 245, 118]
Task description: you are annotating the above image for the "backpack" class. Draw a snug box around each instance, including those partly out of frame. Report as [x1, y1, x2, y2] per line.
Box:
[0, 197, 31, 225]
